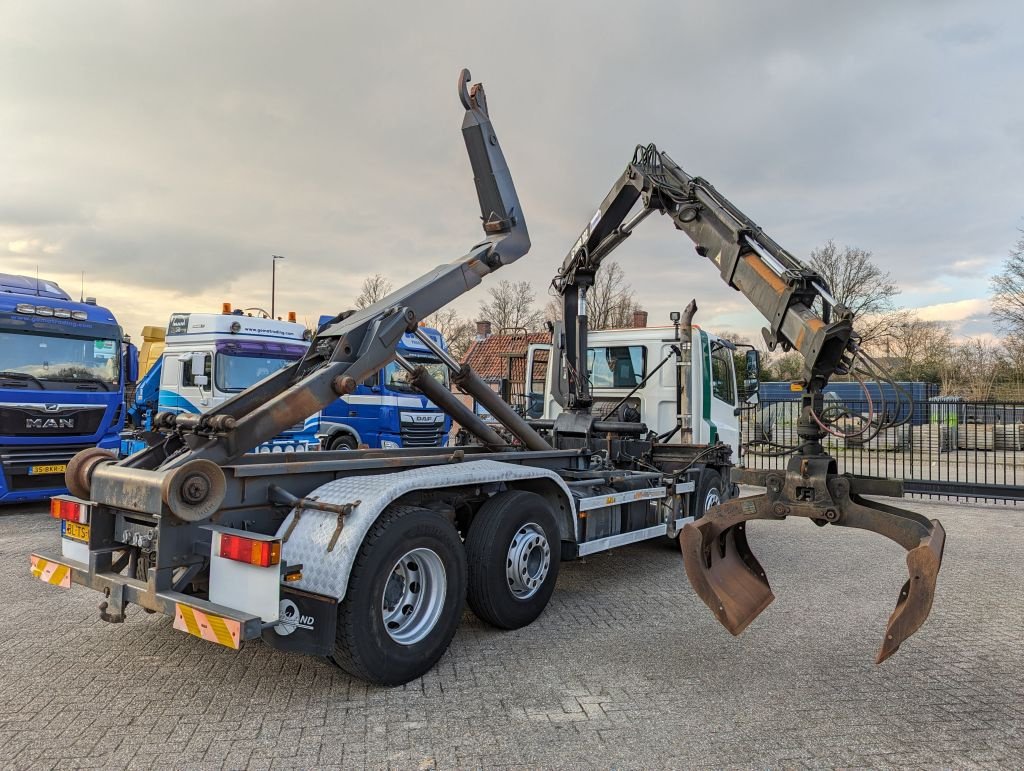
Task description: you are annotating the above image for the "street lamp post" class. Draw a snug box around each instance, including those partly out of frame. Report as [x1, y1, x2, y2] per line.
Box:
[271, 255, 285, 319]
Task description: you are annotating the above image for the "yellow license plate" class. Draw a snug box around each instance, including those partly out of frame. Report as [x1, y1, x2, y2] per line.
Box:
[62, 521, 90, 542]
[29, 463, 67, 476]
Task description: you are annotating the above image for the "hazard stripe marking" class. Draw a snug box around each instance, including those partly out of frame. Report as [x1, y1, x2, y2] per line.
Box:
[30, 556, 71, 588]
[173, 604, 241, 649]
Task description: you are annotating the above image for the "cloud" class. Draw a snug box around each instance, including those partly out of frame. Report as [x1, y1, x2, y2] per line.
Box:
[912, 298, 991, 323]
[0, 0, 1022, 344]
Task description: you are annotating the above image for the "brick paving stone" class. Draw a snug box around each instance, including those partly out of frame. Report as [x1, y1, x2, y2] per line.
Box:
[1, 499, 1022, 769]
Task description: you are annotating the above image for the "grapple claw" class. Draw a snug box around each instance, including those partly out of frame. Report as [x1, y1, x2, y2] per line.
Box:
[876, 519, 945, 663]
[680, 494, 777, 635]
[679, 457, 946, 663]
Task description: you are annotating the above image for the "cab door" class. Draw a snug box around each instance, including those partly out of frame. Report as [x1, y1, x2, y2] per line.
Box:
[525, 343, 560, 420]
[707, 336, 739, 450]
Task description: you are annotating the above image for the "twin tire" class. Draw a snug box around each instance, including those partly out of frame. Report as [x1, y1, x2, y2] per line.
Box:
[330, 491, 560, 686]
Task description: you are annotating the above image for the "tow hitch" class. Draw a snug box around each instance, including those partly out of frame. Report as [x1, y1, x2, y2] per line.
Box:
[681, 455, 945, 663]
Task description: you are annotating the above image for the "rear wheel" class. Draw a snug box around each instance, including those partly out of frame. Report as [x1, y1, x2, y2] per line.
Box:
[331, 504, 466, 686]
[465, 490, 560, 629]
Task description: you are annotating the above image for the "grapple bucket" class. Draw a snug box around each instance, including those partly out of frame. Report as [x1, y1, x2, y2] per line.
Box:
[680, 461, 946, 663]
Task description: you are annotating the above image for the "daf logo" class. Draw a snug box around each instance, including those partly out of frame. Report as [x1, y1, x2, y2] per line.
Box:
[410, 414, 437, 423]
[26, 418, 74, 429]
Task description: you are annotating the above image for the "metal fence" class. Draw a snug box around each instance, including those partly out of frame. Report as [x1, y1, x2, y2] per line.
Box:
[740, 396, 1024, 503]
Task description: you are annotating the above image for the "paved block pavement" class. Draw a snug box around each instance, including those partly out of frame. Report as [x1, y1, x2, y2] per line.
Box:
[1, 498, 1021, 769]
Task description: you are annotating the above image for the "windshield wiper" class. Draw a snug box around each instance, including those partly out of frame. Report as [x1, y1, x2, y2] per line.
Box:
[40, 375, 115, 392]
[0, 370, 45, 389]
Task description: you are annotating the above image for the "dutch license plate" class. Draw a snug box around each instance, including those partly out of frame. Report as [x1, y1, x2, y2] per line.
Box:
[62, 521, 90, 543]
[29, 463, 67, 476]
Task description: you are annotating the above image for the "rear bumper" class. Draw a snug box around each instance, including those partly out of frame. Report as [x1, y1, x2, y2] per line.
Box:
[28, 549, 265, 646]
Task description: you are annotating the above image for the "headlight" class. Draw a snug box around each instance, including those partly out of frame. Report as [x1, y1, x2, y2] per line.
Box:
[380, 440, 400, 450]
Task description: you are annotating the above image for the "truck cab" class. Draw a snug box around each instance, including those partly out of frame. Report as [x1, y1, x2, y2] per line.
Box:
[317, 322, 452, 450]
[0, 273, 134, 504]
[121, 310, 318, 455]
[527, 319, 752, 450]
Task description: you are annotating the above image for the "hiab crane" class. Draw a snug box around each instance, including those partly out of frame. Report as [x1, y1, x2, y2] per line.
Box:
[31, 71, 944, 687]
[549, 143, 945, 663]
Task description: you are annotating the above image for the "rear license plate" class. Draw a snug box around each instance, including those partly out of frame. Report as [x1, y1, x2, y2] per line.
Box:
[29, 463, 67, 476]
[62, 521, 90, 543]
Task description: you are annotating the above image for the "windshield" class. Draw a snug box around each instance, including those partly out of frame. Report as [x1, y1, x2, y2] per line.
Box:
[214, 352, 296, 393]
[384, 358, 449, 393]
[0, 330, 121, 386]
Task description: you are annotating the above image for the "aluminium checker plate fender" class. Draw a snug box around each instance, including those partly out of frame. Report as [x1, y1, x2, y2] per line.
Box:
[275, 459, 576, 602]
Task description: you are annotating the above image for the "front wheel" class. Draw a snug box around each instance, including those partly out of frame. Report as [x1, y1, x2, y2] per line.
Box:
[331, 504, 467, 686]
[465, 490, 561, 629]
[692, 468, 725, 519]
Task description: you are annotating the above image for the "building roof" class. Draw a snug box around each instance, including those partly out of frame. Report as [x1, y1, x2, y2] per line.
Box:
[461, 332, 551, 380]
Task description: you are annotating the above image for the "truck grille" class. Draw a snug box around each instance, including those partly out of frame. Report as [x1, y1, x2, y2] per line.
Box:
[400, 424, 446, 448]
[0, 444, 92, 491]
[0, 404, 106, 437]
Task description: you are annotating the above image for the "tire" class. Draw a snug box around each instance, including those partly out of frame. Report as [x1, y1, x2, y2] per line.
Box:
[327, 433, 357, 451]
[691, 468, 725, 520]
[465, 490, 560, 630]
[331, 504, 467, 686]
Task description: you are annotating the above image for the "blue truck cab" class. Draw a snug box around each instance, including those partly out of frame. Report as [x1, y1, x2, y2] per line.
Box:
[317, 320, 451, 450]
[121, 310, 318, 456]
[0, 273, 135, 504]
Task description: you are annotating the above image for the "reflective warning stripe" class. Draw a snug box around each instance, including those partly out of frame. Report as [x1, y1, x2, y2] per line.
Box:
[30, 556, 71, 588]
[172, 604, 241, 649]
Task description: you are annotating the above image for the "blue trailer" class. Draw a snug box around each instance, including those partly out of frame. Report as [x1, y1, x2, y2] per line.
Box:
[0, 273, 137, 504]
[316, 319, 452, 449]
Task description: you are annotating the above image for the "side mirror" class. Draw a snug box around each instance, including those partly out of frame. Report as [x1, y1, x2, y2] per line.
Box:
[745, 349, 761, 403]
[123, 342, 139, 384]
[190, 352, 205, 375]
[193, 374, 209, 388]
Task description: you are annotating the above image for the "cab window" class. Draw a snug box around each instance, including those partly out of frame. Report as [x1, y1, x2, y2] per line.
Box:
[587, 345, 646, 388]
[710, 342, 736, 405]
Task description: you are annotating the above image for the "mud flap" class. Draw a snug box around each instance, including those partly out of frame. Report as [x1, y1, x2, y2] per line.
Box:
[262, 586, 338, 657]
[680, 465, 946, 663]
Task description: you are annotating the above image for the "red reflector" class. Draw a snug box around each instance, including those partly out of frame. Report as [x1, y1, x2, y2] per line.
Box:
[219, 533, 281, 567]
[50, 498, 86, 523]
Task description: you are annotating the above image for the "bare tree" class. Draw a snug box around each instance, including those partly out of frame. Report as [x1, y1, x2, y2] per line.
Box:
[809, 240, 901, 344]
[543, 261, 640, 330]
[882, 316, 953, 382]
[940, 338, 1006, 400]
[355, 273, 394, 309]
[478, 280, 544, 332]
[991, 228, 1024, 334]
[424, 307, 476, 360]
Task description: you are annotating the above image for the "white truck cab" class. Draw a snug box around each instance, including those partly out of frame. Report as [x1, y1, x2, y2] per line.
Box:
[158, 312, 318, 450]
[526, 322, 749, 451]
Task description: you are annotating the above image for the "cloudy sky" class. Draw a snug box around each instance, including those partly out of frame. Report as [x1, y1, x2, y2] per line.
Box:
[2, 1, 1022, 343]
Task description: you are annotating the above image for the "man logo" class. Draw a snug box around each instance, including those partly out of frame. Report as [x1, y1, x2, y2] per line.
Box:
[26, 418, 74, 429]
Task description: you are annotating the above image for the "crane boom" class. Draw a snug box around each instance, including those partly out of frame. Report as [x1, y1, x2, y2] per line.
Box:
[552, 144, 945, 663]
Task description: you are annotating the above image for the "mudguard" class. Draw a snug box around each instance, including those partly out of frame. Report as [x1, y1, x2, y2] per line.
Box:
[275, 459, 574, 602]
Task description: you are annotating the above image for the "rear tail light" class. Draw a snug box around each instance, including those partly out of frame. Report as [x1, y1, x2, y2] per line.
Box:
[50, 498, 89, 524]
[219, 533, 281, 567]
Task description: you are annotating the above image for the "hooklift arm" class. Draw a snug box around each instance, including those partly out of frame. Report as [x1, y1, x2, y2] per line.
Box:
[552, 144, 945, 663]
[67, 69, 534, 519]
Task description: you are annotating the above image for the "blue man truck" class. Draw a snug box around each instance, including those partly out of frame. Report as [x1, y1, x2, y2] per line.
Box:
[316, 318, 452, 449]
[121, 308, 320, 455]
[0, 273, 135, 504]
